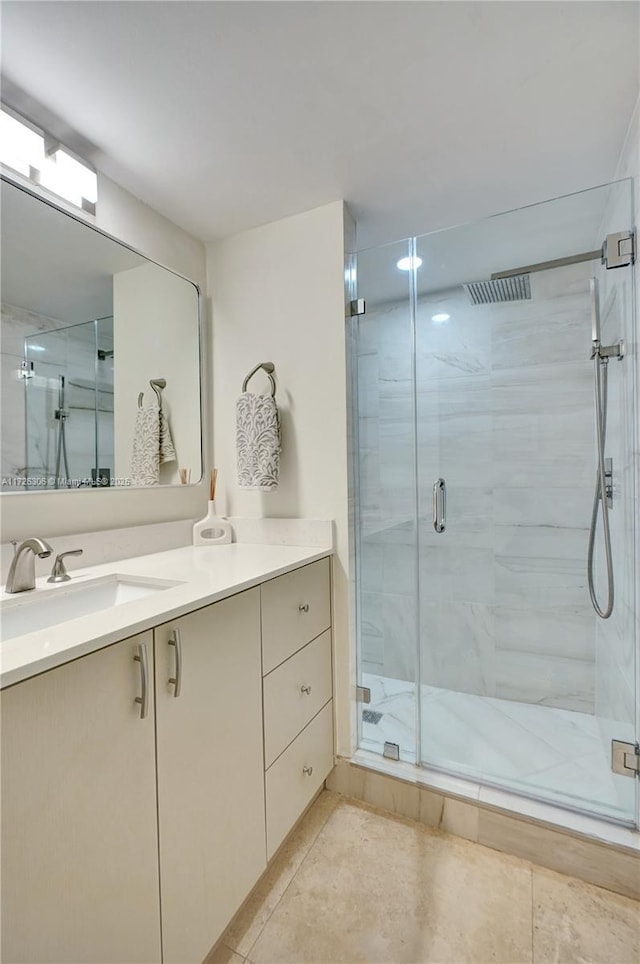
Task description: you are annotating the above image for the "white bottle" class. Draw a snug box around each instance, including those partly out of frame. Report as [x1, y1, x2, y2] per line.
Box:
[193, 500, 232, 545]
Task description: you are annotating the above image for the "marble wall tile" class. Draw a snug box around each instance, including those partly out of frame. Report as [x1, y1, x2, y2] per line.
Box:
[495, 650, 594, 712]
[382, 592, 418, 681]
[421, 602, 495, 697]
[493, 486, 593, 530]
[382, 542, 417, 596]
[415, 298, 492, 380]
[493, 604, 595, 662]
[491, 279, 590, 371]
[359, 540, 383, 593]
[494, 527, 589, 609]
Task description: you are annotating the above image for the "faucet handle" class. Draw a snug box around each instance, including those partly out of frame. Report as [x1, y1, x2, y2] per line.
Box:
[47, 549, 83, 584]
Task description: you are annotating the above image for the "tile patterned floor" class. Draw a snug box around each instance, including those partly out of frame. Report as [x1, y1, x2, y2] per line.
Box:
[359, 674, 635, 822]
[208, 791, 640, 964]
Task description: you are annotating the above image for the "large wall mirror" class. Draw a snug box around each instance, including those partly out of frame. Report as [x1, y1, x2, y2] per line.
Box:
[1, 176, 203, 493]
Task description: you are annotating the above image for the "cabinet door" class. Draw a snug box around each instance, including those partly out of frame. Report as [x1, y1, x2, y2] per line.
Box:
[155, 588, 266, 964]
[0, 632, 161, 964]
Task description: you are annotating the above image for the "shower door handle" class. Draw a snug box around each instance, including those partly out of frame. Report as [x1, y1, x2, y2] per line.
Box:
[433, 478, 446, 533]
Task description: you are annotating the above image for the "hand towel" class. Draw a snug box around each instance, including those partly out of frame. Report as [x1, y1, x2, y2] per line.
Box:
[158, 408, 177, 464]
[236, 392, 280, 489]
[131, 402, 176, 486]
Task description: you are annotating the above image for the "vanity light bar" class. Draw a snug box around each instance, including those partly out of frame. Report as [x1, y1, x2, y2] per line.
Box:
[0, 106, 97, 213]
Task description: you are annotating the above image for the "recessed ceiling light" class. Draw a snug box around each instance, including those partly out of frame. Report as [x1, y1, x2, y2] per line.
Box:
[396, 256, 423, 271]
[431, 313, 450, 323]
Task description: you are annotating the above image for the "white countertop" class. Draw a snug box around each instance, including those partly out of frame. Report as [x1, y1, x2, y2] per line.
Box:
[0, 543, 331, 688]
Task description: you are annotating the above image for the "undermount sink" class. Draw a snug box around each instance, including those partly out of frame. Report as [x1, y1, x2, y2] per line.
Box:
[0, 574, 182, 642]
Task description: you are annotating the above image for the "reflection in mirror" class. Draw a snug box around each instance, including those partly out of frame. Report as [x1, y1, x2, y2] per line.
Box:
[1, 177, 202, 492]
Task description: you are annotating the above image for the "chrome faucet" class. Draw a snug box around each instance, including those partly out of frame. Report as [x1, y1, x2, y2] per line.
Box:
[5, 538, 54, 593]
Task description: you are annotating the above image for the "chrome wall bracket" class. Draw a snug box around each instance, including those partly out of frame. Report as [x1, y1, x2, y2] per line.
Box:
[603, 231, 635, 269]
[350, 299, 366, 317]
[611, 740, 640, 777]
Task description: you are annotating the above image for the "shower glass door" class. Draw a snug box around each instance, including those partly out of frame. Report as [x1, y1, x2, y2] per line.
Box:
[353, 239, 419, 763]
[414, 181, 637, 823]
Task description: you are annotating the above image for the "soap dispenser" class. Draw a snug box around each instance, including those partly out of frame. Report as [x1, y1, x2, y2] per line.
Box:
[193, 470, 232, 546]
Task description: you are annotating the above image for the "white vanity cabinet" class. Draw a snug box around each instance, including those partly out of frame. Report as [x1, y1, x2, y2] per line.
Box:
[0, 554, 334, 964]
[0, 631, 162, 964]
[154, 589, 266, 964]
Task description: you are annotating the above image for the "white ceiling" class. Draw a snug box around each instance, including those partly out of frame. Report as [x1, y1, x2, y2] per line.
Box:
[1, 1, 638, 249]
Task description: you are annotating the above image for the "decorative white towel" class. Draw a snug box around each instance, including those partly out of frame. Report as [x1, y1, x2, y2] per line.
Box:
[131, 403, 176, 486]
[236, 392, 280, 489]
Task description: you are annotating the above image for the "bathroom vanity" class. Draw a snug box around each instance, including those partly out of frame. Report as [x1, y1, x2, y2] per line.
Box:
[0, 547, 333, 964]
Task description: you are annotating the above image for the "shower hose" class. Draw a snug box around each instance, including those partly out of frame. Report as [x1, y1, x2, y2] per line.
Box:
[587, 350, 614, 619]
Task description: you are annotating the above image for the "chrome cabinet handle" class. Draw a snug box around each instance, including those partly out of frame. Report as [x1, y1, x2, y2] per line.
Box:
[168, 628, 182, 698]
[134, 642, 149, 719]
[303, 765, 313, 776]
[433, 478, 446, 533]
[300, 684, 312, 695]
[298, 603, 310, 613]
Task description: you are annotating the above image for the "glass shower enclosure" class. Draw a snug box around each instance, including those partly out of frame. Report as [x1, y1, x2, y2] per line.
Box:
[24, 316, 114, 488]
[352, 180, 637, 826]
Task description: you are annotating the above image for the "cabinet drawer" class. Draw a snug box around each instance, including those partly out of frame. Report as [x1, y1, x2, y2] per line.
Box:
[263, 629, 332, 769]
[261, 558, 331, 674]
[265, 701, 334, 860]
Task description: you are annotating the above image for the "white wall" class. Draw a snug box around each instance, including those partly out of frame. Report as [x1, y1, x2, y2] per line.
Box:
[207, 201, 355, 755]
[113, 263, 201, 485]
[0, 170, 209, 542]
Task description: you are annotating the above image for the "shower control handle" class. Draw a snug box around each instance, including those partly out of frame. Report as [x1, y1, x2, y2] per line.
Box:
[433, 478, 446, 533]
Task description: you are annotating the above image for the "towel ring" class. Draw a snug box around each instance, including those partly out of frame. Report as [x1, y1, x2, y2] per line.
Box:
[242, 361, 276, 397]
[138, 378, 167, 408]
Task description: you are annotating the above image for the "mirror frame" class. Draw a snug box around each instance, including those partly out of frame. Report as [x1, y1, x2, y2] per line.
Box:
[1, 171, 205, 495]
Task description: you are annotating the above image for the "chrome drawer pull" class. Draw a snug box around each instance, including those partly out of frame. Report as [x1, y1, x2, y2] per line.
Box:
[300, 684, 312, 695]
[303, 765, 313, 776]
[298, 603, 310, 613]
[168, 628, 182, 698]
[133, 642, 149, 719]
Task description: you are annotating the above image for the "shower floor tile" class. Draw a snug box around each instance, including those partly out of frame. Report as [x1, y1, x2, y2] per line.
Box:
[360, 673, 635, 822]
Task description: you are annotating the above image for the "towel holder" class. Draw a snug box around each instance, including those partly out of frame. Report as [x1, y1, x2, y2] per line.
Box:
[242, 362, 276, 397]
[138, 378, 167, 408]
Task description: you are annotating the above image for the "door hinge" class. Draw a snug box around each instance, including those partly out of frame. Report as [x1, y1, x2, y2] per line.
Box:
[350, 298, 366, 317]
[19, 360, 34, 379]
[383, 741, 400, 761]
[356, 685, 371, 704]
[603, 231, 635, 269]
[611, 740, 640, 777]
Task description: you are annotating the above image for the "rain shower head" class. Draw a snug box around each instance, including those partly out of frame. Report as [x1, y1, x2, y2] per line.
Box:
[463, 274, 531, 305]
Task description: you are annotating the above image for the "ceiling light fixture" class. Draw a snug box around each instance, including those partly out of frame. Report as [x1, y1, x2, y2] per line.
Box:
[396, 256, 423, 271]
[431, 313, 450, 323]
